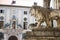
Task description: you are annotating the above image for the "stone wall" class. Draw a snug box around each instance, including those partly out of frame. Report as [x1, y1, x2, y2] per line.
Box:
[24, 28, 60, 40]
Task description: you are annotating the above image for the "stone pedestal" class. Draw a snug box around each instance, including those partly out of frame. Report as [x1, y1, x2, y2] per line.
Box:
[24, 28, 60, 40]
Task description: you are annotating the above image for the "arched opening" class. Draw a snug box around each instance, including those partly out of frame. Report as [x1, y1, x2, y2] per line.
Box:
[8, 36, 18, 40]
[52, 20, 57, 28]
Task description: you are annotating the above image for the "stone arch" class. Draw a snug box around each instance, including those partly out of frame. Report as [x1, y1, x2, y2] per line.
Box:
[8, 36, 18, 40]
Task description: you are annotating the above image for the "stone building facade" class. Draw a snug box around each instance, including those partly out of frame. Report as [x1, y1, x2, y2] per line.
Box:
[0, 4, 36, 40]
[0, 0, 60, 40]
[53, 0, 60, 9]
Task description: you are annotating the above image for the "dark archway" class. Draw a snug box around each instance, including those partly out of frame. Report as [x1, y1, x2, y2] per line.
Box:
[8, 36, 18, 40]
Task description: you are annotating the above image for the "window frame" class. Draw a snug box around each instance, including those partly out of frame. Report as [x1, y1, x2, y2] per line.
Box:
[24, 11, 27, 15]
[23, 22, 27, 29]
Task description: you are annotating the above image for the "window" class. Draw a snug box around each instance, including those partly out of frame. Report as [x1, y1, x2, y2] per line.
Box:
[24, 11, 27, 14]
[22, 33, 26, 38]
[12, 1, 16, 4]
[24, 17, 27, 21]
[23, 22, 27, 29]
[0, 10, 4, 13]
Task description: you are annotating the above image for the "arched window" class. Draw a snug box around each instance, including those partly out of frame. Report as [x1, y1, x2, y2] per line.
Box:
[8, 36, 18, 40]
[23, 22, 27, 29]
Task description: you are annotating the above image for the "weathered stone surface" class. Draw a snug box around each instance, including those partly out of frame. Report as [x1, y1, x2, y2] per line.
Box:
[26, 1, 60, 40]
[24, 28, 60, 40]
